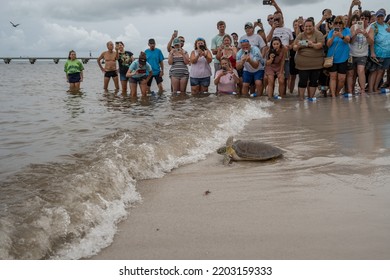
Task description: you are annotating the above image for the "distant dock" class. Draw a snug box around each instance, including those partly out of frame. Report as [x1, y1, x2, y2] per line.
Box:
[1, 57, 96, 64]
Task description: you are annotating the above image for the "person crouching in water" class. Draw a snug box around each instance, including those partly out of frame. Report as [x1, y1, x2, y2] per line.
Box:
[64, 50, 84, 92]
[265, 37, 285, 99]
[126, 52, 153, 98]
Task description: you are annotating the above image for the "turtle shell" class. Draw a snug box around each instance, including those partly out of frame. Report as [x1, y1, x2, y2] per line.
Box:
[232, 140, 284, 160]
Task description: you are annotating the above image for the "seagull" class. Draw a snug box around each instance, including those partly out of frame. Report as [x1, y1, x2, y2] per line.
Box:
[10, 21, 20, 27]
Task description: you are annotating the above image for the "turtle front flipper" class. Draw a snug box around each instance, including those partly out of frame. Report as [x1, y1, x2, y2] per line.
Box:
[226, 136, 234, 146]
[223, 154, 232, 165]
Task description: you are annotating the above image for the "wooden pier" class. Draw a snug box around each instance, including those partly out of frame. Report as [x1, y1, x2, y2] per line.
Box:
[1, 57, 95, 64]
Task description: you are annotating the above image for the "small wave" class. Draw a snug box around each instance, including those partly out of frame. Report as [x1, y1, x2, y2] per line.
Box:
[0, 98, 271, 259]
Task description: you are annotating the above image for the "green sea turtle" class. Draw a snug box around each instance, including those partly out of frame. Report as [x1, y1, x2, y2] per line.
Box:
[217, 136, 284, 165]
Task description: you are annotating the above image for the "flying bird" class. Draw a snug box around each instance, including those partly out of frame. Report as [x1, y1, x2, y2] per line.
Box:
[10, 21, 20, 27]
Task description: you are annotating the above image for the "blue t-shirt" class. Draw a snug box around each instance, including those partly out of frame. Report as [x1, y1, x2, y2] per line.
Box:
[129, 60, 152, 79]
[327, 28, 351, 63]
[145, 48, 164, 76]
[236, 46, 264, 72]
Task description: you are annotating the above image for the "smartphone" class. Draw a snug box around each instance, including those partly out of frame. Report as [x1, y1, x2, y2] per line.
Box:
[257, 19, 262, 24]
[173, 30, 178, 37]
[263, 0, 272, 5]
[357, 21, 364, 30]
[334, 27, 340, 32]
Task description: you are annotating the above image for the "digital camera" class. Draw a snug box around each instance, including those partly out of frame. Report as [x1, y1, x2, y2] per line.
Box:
[326, 15, 336, 24]
[299, 40, 309, 47]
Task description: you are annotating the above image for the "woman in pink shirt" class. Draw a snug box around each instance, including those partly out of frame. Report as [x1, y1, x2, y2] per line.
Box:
[214, 57, 240, 94]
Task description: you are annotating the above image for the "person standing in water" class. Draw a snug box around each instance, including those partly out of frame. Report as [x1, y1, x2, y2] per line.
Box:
[97, 41, 119, 92]
[64, 50, 84, 92]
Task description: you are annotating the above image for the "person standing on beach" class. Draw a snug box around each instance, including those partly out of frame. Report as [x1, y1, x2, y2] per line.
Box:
[97, 41, 119, 92]
[211, 20, 227, 73]
[265, 37, 285, 99]
[368, 10, 390, 93]
[126, 52, 153, 98]
[236, 39, 265, 97]
[347, 10, 372, 95]
[238, 22, 267, 95]
[326, 15, 351, 97]
[64, 50, 84, 92]
[266, 12, 293, 97]
[145, 38, 165, 94]
[293, 18, 325, 100]
[117, 41, 134, 96]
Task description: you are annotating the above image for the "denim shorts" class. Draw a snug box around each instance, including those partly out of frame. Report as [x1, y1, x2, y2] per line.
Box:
[129, 76, 147, 84]
[190, 77, 210, 87]
[120, 72, 129, 81]
[379, 57, 390, 70]
[242, 70, 264, 84]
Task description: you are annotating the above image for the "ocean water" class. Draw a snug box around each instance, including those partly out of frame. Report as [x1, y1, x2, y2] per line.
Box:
[0, 60, 272, 259]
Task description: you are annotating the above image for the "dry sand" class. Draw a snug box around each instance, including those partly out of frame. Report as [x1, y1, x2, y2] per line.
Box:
[92, 95, 390, 260]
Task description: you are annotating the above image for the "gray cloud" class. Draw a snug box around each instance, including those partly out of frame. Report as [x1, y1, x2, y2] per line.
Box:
[10, 0, 323, 23]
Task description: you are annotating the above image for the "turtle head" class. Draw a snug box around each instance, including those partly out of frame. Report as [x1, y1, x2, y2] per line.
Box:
[217, 146, 226, 154]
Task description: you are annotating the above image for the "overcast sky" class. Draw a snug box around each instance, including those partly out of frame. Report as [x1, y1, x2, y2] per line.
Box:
[0, 0, 385, 58]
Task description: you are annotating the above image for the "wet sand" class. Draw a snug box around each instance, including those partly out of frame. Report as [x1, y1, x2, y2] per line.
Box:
[92, 95, 390, 260]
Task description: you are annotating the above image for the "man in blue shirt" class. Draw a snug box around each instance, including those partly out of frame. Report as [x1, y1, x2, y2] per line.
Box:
[145, 38, 165, 94]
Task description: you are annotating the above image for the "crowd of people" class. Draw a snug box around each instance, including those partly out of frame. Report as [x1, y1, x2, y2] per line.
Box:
[64, 0, 390, 100]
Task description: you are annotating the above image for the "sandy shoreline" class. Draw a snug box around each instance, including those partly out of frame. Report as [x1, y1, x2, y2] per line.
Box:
[92, 95, 390, 260]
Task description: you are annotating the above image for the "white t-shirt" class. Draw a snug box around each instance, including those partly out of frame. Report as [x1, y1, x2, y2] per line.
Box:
[238, 34, 266, 51]
[272, 27, 294, 46]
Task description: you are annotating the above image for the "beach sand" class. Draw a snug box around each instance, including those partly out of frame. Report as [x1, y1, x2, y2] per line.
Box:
[92, 95, 390, 260]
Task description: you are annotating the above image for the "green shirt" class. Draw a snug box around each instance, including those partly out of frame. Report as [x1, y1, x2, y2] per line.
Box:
[64, 59, 84, 74]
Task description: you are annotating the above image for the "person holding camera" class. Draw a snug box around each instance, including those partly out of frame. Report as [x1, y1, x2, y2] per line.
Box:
[347, 10, 372, 95]
[168, 37, 190, 95]
[216, 35, 238, 69]
[238, 22, 267, 55]
[265, 37, 285, 99]
[189, 37, 213, 95]
[293, 18, 325, 100]
[126, 52, 153, 98]
[236, 39, 265, 97]
[266, 13, 293, 97]
[214, 57, 240, 94]
[117, 41, 134, 97]
[326, 15, 351, 97]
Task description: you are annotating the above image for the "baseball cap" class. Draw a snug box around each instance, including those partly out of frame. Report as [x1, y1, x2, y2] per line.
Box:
[376, 9, 386, 17]
[173, 38, 181, 46]
[244, 22, 254, 29]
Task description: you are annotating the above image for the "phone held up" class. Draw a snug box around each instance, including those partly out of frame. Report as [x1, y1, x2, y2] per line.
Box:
[357, 21, 364, 30]
[263, 0, 272, 5]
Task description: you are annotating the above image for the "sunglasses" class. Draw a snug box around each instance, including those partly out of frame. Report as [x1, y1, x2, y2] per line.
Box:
[268, 18, 274, 21]
[334, 21, 343, 24]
